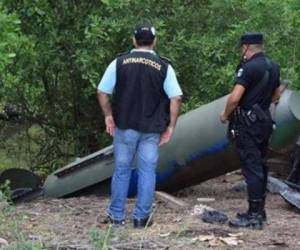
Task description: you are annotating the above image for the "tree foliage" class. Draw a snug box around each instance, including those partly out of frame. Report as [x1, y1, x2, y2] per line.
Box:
[0, 0, 300, 175]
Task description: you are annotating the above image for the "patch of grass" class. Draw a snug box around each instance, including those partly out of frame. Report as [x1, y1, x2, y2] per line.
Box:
[0, 197, 42, 250]
[0, 180, 15, 207]
[3, 241, 42, 250]
[175, 223, 190, 238]
[89, 224, 112, 250]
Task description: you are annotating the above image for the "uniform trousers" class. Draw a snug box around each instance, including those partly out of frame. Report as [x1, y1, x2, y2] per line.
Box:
[235, 117, 273, 201]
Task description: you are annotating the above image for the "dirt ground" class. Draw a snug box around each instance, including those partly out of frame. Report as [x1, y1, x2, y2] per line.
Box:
[2, 172, 300, 249]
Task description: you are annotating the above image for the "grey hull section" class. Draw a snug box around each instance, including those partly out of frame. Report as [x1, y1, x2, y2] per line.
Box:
[267, 176, 300, 211]
[280, 189, 300, 211]
[43, 89, 300, 198]
[44, 146, 114, 197]
[267, 176, 290, 194]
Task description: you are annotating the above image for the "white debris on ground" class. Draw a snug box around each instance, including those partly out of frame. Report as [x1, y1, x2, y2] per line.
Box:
[0, 238, 9, 248]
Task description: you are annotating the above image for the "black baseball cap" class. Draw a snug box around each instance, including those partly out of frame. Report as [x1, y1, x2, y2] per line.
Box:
[238, 32, 263, 47]
[134, 22, 156, 43]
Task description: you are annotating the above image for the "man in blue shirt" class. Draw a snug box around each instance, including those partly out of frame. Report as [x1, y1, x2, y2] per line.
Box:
[97, 22, 182, 228]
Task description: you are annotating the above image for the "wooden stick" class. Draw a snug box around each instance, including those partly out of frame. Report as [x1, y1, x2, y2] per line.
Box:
[155, 191, 189, 211]
[196, 198, 215, 203]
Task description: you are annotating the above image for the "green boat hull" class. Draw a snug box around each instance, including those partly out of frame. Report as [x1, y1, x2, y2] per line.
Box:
[43, 89, 300, 197]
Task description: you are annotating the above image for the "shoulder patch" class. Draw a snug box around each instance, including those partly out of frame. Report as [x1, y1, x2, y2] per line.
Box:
[159, 55, 172, 64]
[237, 68, 244, 78]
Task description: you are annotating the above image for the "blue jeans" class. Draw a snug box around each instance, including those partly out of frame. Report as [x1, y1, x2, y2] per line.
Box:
[108, 128, 160, 220]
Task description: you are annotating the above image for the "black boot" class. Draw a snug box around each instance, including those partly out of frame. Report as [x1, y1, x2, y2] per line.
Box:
[261, 195, 267, 221]
[230, 200, 264, 230]
[237, 196, 267, 221]
[102, 214, 125, 226]
[133, 217, 152, 229]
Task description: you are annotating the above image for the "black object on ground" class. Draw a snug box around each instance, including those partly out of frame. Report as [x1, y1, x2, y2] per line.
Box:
[201, 209, 228, 224]
[133, 217, 152, 229]
[0, 168, 42, 202]
[232, 180, 247, 192]
[11, 187, 44, 203]
[102, 214, 125, 226]
[229, 214, 263, 230]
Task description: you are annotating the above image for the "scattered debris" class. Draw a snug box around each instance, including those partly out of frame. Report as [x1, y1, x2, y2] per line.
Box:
[208, 237, 220, 247]
[191, 204, 214, 216]
[198, 235, 215, 241]
[231, 180, 247, 192]
[172, 217, 183, 223]
[159, 232, 170, 238]
[201, 209, 228, 224]
[219, 236, 242, 246]
[1, 175, 299, 249]
[197, 232, 244, 247]
[155, 191, 189, 211]
[196, 197, 215, 203]
[28, 234, 44, 247]
[109, 239, 168, 250]
[228, 232, 243, 237]
[270, 239, 288, 246]
[0, 238, 9, 247]
[48, 244, 90, 250]
[191, 202, 228, 224]
[263, 239, 289, 248]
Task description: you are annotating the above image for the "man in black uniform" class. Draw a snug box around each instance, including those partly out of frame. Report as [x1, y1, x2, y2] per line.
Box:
[220, 32, 281, 229]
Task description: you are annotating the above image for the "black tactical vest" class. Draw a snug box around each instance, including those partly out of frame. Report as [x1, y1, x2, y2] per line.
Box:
[113, 51, 170, 133]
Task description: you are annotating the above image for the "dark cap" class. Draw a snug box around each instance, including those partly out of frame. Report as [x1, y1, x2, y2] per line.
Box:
[134, 23, 156, 42]
[238, 32, 263, 47]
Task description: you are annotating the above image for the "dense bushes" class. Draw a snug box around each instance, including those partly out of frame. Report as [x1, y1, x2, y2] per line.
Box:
[0, 0, 300, 175]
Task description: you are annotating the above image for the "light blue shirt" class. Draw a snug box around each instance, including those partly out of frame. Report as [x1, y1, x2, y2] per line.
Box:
[97, 49, 183, 98]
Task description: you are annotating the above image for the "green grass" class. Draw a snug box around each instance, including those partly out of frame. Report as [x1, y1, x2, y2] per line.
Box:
[89, 225, 112, 250]
[2, 241, 42, 250]
[0, 193, 43, 250]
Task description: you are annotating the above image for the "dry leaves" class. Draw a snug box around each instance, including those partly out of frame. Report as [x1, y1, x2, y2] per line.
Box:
[197, 232, 244, 247]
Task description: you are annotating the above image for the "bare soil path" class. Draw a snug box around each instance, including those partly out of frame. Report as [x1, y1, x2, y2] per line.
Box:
[1, 172, 299, 249]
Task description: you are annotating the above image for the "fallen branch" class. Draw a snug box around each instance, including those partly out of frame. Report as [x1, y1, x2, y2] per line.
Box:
[155, 191, 189, 211]
[197, 197, 215, 203]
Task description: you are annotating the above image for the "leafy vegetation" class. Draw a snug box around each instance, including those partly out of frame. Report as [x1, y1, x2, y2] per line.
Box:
[0, 0, 300, 175]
